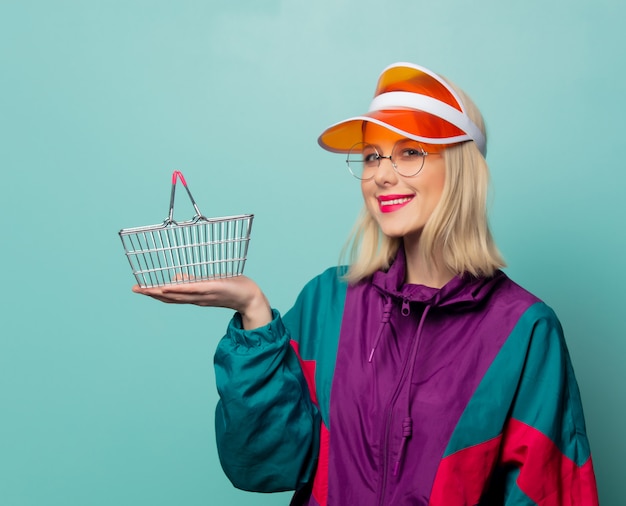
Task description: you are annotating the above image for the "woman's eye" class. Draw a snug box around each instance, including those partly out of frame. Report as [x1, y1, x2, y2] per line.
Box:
[363, 153, 379, 164]
[400, 148, 424, 159]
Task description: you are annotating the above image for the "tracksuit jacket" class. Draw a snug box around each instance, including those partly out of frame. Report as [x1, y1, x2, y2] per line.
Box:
[214, 249, 598, 505]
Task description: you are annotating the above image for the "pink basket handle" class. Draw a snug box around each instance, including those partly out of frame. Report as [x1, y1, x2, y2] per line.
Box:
[172, 170, 188, 186]
[166, 170, 206, 224]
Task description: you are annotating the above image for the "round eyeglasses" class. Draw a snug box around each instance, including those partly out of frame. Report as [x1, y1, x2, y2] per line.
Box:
[346, 140, 430, 180]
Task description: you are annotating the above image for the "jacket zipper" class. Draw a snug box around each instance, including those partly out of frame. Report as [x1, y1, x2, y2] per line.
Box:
[376, 298, 413, 506]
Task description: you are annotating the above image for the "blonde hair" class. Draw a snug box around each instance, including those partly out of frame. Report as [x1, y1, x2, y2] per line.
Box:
[342, 82, 505, 283]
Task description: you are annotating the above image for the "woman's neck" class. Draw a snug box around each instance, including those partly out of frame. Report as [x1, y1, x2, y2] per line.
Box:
[402, 239, 455, 289]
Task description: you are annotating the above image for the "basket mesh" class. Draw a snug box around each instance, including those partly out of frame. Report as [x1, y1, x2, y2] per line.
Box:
[120, 214, 253, 288]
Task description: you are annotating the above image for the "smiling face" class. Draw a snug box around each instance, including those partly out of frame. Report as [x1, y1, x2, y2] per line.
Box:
[360, 123, 446, 245]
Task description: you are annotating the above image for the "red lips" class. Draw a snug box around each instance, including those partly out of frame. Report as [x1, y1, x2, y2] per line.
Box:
[377, 194, 414, 213]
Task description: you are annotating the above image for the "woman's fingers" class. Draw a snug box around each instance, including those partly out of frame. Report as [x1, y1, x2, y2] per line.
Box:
[132, 276, 258, 309]
[131, 276, 272, 329]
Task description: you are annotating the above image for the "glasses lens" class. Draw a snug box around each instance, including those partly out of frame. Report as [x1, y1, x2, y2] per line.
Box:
[346, 143, 378, 180]
[391, 140, 427, 177]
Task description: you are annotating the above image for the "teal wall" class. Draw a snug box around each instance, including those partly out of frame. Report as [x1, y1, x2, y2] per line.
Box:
[1, 1, 623, 504]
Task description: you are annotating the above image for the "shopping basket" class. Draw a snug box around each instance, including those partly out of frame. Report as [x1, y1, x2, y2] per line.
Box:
[119, 170, 254, 288]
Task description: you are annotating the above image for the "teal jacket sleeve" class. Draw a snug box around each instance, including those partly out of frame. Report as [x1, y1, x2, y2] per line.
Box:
[429, 302, 599, 505]
[214, 309, 321, 492]
[500, 303, 599, 504]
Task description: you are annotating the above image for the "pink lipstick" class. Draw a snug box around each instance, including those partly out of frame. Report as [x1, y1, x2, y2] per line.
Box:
[377, 194, 414, 214]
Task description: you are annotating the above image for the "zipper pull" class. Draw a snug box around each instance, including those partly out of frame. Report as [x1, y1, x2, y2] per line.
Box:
[401, 299, 410, 316]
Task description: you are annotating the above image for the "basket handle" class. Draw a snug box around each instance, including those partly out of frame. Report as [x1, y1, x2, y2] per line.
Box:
[166, 170, 206, 224]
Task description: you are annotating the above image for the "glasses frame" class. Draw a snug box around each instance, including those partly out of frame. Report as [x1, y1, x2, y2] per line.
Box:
[345, 141, 431, 180]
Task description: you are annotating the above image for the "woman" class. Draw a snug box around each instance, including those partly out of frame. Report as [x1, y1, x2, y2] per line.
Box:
[134, 62, 599, 505]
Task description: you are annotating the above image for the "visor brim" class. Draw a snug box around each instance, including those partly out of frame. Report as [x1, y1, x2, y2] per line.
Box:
[317, 110, 473, 154]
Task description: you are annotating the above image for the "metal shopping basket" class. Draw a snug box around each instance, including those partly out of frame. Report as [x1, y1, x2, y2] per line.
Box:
[119, 170, 254, 288]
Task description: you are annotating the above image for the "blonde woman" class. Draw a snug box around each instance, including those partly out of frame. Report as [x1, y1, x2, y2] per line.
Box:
[134, 62, 598, 505]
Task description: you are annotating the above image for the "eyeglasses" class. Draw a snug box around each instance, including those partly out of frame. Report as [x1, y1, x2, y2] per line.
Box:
[346, 140, 430, 180]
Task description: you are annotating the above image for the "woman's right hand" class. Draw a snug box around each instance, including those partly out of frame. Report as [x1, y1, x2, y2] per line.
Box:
[132, 276, 272, 330]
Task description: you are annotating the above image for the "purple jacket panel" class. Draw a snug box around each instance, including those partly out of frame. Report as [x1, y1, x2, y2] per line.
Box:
[327, 249, 540, 505]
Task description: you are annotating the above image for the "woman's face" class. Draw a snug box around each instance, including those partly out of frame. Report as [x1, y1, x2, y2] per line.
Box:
[360, 123, 446, 243]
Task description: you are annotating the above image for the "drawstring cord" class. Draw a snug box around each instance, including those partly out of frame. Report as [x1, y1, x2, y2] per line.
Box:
[367, 291, 433, 478]
[368, 299, 393, 363]
[393, 304, 432, 477]
[393, 417, 413, 476]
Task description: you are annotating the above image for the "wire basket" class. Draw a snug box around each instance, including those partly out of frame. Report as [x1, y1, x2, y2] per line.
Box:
[119, 171, 254, 288]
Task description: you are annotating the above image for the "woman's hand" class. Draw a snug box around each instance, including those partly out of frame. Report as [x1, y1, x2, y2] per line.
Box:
[132, 276, 272, 330]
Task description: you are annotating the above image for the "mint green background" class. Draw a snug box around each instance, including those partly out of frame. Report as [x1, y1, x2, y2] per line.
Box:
[1, 1, 623, 504]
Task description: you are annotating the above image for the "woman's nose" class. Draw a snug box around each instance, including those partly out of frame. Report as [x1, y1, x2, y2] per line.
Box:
[373, 156, 397, 185]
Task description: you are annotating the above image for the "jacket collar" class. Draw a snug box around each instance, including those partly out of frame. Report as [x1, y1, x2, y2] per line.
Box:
[371, 246, 505, 308]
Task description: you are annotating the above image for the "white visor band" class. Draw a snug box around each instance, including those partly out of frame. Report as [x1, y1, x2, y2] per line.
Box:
[369, 91, 486, 155]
